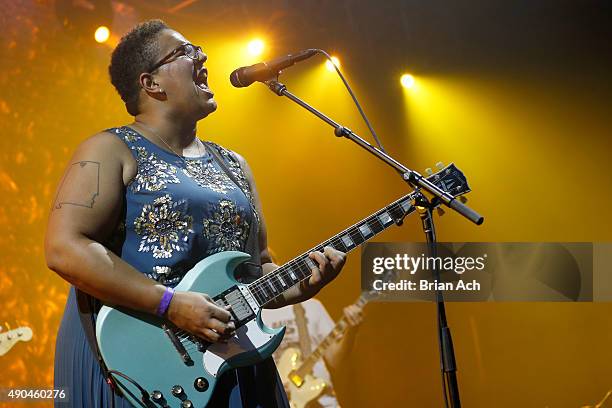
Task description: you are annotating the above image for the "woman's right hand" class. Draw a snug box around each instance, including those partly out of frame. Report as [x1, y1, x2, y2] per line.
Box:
[166, 291, 235, 342]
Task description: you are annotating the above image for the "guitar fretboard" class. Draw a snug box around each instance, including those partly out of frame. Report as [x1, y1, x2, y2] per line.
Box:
[247, 193, 415, 307]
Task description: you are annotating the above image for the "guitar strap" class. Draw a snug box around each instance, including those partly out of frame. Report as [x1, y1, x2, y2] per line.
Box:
[204, 142, 262, 283]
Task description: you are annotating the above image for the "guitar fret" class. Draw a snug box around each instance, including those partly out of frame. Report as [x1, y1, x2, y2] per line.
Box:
[358, 223, 373, 238]
[368, 217, 384, 234]
[295, 260, 310, 278]
[304, 257, 317, 270]
[261, 282, 270, 299]
[272, 275, 284, 292]
[252, 289, 265, 305]
[349, 229, 363, 246]
[341, 234, 355, 249]
[302, 259, 313, 273]
[378, 211, 393, 226]
[287, 267, 298, 281]
[400, 199, 411, 213]
[267, 279, 277, 294]
[327, 237, 341, 252]
[388, 204, 404, 221]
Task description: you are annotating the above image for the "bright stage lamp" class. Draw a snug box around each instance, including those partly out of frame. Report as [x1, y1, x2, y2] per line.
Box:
[325, 56, 340, 72]
[400, 74, 415, 89]
[94, 26, 110, 43]
[247, 39, 265, 56]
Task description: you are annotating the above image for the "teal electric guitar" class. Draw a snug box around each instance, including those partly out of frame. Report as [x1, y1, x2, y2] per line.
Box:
[96, 163, 470, 407]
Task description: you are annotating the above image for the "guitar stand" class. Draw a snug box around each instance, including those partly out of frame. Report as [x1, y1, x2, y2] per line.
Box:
[262, 79, 483, 408]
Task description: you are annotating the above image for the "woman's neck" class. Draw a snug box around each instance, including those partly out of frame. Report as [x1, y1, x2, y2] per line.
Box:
[133, 113, 198, 151]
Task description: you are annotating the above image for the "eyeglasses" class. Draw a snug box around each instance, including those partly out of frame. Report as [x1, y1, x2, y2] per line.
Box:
[149, 43, 204, 73]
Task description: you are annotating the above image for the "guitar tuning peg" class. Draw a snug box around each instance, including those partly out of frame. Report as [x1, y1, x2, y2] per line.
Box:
[459, 196, 468, 203]
[435, 162, 444, 170]
[425, 168, 433, 175]
[436, 207, 446, 216]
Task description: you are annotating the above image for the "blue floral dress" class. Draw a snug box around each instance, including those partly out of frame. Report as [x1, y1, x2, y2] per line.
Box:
[54, 126, 289, 407]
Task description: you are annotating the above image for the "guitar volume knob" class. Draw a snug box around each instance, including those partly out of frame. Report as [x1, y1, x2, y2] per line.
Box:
[181, 400, 193, 408]
[194, 377, 209, 392]
[150, 390, 167, 406]
[171, 385, 186, 400]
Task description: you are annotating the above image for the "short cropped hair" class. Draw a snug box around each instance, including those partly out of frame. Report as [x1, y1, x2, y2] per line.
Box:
[109, 19, 169, 116]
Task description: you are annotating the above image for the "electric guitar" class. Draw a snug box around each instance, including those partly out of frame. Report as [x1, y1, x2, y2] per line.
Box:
[277, 288, 384, 408]
[96, 163, 470, 407]
[0, 326, 33, 356]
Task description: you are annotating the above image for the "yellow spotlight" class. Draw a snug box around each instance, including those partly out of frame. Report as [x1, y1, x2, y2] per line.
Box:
[325, 56, 340, 72]
[94, 26, 110, 43]
[400, 73, 415, 89]
[247, 39, 265, 56]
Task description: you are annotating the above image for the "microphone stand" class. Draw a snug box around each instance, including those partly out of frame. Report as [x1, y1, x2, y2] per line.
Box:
[263, 79, 483, 408]
[413, 191, 460, 408]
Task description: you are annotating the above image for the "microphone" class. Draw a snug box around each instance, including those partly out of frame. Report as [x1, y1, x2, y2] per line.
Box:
[229, 49, 318, 88]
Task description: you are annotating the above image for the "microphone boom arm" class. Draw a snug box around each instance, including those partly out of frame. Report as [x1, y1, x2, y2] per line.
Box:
[264, 79, 484, 225]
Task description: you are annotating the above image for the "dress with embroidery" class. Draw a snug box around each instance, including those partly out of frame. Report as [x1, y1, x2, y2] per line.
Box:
[54, 126, 288, 407]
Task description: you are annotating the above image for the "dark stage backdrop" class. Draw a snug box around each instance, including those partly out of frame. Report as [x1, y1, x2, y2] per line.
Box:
[1, 1, 611, 407]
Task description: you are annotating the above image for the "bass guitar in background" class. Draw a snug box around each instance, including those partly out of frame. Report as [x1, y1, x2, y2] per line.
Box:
[267, 283, 388, 408]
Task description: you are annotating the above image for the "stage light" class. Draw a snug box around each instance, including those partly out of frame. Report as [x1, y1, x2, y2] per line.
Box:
[94, 26, 110, 43]
[326, 56, 340, 72]
[247, 39, 265, 56]
[401, 73, 415, 89]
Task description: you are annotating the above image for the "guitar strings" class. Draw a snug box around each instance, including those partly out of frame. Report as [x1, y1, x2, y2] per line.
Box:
[248, 203, 411, 306]
[249, 199, 408, 297]
[247, 196, 414, 304]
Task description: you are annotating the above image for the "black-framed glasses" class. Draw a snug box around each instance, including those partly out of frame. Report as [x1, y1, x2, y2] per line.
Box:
[149, 43, 203, 73]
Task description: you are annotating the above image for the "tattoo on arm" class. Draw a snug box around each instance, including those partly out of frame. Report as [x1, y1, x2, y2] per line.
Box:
[53, 161, 100, 210]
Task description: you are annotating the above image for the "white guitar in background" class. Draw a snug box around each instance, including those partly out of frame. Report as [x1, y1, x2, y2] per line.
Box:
[0, 325, 33, 356]
[273, 290, 379, 408]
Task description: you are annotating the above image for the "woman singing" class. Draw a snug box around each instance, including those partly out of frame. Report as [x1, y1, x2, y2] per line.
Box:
[45, 19, 345, 407]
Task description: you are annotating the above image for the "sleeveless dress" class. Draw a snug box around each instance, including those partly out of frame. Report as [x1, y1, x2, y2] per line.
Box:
[54, 126, 289, 408]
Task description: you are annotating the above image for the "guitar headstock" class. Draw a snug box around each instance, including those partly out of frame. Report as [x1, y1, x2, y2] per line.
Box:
[424, 162, 471, 199]
[0, 326, 33, 356]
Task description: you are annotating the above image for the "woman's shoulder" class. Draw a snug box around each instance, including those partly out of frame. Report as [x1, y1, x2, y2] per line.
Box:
[72, 127, 137, 185]
[79, 127, 133, 151]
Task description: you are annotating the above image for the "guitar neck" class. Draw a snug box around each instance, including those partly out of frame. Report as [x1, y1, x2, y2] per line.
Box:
[295, 295, 370, 377]
[247, 192, 416, 307]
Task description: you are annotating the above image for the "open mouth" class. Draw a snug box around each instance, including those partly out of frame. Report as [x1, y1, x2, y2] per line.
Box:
[194, 68, 213, 95]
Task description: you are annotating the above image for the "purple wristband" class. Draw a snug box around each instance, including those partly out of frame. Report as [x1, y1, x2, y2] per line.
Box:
[156, 286, 175, 316]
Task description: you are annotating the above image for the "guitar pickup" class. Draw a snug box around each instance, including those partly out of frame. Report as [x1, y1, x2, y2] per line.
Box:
[213, 286, 256, 327]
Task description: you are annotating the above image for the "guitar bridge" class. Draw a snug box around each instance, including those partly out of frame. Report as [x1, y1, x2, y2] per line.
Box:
[162, 323, 194, 366]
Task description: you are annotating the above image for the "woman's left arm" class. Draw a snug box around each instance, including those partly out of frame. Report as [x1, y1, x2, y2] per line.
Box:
[235, 153, 346, 308]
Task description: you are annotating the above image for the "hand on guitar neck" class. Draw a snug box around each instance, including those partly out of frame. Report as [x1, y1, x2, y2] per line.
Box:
[323, 303, 364, 375]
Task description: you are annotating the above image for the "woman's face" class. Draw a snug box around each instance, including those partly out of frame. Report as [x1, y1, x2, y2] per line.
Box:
[150, 29, 217, 120]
